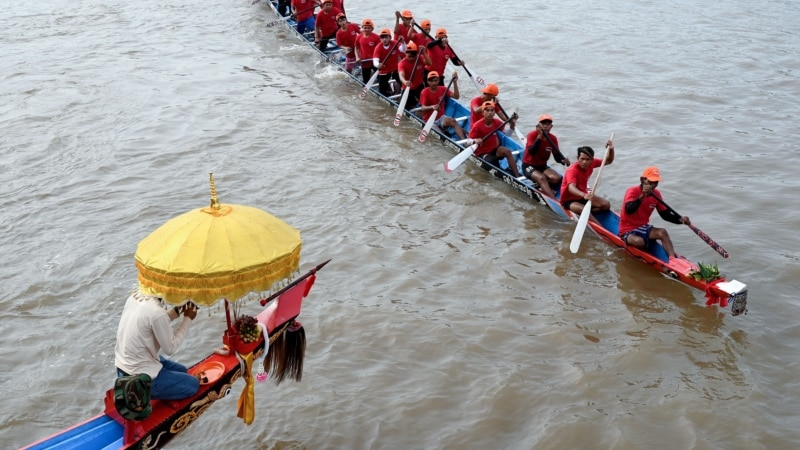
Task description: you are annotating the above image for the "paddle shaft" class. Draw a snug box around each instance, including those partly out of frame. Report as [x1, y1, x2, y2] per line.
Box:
[259, 259, 331, 307]
[394, 52, 424, 125]
[494, 103, 524, 141]
[540, 131, 568, 165]
[650, 196, 730, 258]
[412, 23, 485, 92]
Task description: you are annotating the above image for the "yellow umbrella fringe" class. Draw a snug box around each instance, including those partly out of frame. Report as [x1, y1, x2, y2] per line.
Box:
[137, 248, 301, 306]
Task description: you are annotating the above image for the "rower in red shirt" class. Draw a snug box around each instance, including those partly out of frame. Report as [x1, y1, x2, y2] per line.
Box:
[522, 114, 570, 198]
[468, 101, 521, 177]
[335, 13, 361, 73]
[559, 141, 615, 217]
[619, 166, 691, 258]
[314, 0, 342, 51]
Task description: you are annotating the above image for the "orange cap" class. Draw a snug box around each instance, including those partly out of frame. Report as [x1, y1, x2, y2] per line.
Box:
[435, 28, 447, 38]
[641, 166, 661, 182]
[421, 19, 431, 29]
[427, 71, 440, 80]
[405, 42, 418, 52]
[481, 83, 499, 96]
[336, 13, 346, 21]
[538, 114, 553, 123]
[379, 28, 392, 37]
[362, 18, 374, 28]
[482, 101, 496, 110]
[401, 10, 413, 18]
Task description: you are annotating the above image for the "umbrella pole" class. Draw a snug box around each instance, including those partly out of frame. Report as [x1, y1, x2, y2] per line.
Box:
[225, 300, 232, 331]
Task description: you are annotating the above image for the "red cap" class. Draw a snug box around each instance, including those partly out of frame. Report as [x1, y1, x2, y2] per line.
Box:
[641, 166, 662, 182]
[481, 84, 499, 96]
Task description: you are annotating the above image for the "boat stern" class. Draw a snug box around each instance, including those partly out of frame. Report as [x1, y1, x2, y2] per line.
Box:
[710, 279, 748, 316]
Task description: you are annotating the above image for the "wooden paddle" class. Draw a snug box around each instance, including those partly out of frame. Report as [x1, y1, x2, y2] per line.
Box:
[394, 51, 424, 126]
[360, 38, 401, 99]
[412, 23, 486, 93]
[445, 115, 515, 172]
[569, 132, 615, 254]
[419, 77, 456, 142]
[540, 130, 569, 166]
[650, 196, 730, 258]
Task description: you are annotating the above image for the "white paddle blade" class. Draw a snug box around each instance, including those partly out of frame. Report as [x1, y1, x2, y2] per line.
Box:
[360, 71, 379, 99]
[419, 111, 438, 142]
[444, 143, 477, 172]
[454, 138, 474, 146]
[266, 16, 291, 27]
[569, 200, 593, 253]
[394, 88, 411, 126]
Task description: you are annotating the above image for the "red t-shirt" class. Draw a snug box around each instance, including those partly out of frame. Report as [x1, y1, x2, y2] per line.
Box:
[316, 7, 343, 37]
[523, 131, 559, 167]
[398, 56, 425, 89]
[291, 0, 316, 21]
[425, 42, 454, 76]
[395, 23, 414, 42]
[419, 86, 453, 121]
[618, 185, 667, 234]
[413, 32, 432, 48]
[355, 32, 381, 68]
[335, 23, 361, 56]
[373, 42, 403, 74]
[469, 95, 485, 126]
[559, 158, 603, 204]
[468, 117, 504, 156]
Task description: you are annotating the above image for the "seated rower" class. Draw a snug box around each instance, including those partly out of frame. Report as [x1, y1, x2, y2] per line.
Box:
[619, 166, 691, 258]
[468, 101, 521, 178]
[418, 71, 466, 140]
[559, 142, 615, 217]
[522, 114, 570, 198]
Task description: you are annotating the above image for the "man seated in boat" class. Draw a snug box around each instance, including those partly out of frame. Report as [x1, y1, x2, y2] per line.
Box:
[424, 28, 462, 85]
[522, 114, 570, 198]
[372, 28, 403, 97]
[398, 41, 431, 108]
[468, 101, 522, 178]
[115, 291, 200, 400]
[394, 9, 416, 49]
[313, 0, 342, 51]
[559, 143, 615, 217]
[618, 166, 691, 258]
[354, 19, 380, 84]
[419, 70, 466, 140]
[334, 13, 361, 73]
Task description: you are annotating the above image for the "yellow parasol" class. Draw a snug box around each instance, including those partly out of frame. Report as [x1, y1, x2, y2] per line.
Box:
[135, 173, 302, 307]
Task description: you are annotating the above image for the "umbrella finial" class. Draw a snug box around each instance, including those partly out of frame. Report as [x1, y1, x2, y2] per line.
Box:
[209, 172, 220, 210]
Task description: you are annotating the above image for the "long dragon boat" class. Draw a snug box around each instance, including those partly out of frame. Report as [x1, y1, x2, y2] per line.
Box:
[260, 0, 747, 314]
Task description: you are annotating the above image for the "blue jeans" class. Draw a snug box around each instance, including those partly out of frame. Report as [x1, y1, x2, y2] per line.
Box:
[117, 356, 199, 400]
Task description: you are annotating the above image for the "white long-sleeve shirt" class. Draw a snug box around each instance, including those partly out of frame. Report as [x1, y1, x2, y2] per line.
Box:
[114, 291, 193, 378]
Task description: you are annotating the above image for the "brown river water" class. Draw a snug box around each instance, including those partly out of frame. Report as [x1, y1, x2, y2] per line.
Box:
[2, 0, 799, 448]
